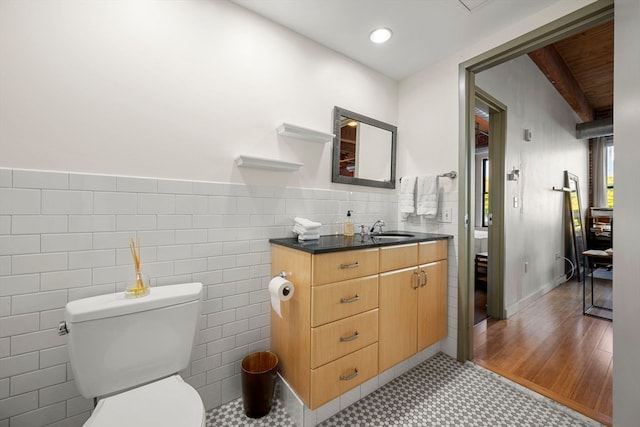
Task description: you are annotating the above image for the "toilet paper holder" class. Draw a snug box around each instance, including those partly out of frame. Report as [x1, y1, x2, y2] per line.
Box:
[276, 271, 292, 296]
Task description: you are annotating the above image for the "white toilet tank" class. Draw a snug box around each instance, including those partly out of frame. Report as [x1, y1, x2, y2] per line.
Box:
[65, 282, 203, 399]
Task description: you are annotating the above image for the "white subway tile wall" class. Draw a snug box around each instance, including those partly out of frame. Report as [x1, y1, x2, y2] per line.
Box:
[0, 167, 413, 427]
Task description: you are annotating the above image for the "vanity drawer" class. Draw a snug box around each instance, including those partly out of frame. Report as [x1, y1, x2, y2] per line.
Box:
[311, 275, 378, 327]
[311, 309, 378, 368]
[418, 240, 448, 264]
[312, 248, 379, 285]
[379, 243, 418, 272]
[310, 343, 378, 409]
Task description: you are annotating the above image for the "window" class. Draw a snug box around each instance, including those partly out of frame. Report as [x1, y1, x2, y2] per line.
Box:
[482, 158, 490, 227]
[606, 143, 614, 208]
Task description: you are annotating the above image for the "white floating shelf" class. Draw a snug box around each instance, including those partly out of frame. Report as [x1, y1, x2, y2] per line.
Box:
[235, 155, 303, 172]
[277, 122, 334, 144]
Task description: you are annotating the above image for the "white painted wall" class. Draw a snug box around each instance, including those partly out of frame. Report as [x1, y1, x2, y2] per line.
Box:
[398, 0, 596, 352]
[476, 55, 588, 316]
[398, 0, 596, 177]
[613, 0, 640, 425]
[0, 1, 406, 426]
[0, 0, 397, 188]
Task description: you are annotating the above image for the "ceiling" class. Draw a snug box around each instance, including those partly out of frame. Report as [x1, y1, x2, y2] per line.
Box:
[528, 19, 614, 122]
[230, 0, 560, 80]
[231, 0, 613, 123]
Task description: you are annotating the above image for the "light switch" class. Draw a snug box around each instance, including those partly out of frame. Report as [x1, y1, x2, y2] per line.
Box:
[513, 196, 519, 208]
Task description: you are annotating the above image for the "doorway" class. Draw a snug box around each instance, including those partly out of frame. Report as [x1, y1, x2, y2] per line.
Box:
[457, 0, 613, 418]
[457, 0, 613, 362]
[457, 0, 614, 423]
[473, 90, 507, 324]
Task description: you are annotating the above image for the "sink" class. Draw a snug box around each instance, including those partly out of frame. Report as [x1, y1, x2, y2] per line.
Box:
[370, 232, 415, 240]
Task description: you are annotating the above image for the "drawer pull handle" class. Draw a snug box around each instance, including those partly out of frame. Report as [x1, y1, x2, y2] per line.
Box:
[339, 331, 360, 342]
[339, 368, 359, 381]
[339, 261, 360, 269]
[420, 270, 427, 287]
[340, 294, 360, 304]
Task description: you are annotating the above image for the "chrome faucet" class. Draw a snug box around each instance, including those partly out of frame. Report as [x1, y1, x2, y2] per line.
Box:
[369, 219, 385, 234]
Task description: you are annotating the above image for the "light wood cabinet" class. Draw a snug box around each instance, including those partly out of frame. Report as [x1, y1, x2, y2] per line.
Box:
[271, 245, 380, 409]
[378, 240, 448, 372]
[271, 237, 448, 409]
[417, 260, 448, 351]
[379, 266, 418, 371]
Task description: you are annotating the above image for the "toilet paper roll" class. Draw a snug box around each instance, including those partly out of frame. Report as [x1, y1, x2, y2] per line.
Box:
[269, 276, 294, 318]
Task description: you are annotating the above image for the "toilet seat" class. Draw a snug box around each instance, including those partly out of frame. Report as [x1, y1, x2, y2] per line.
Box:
[84, 375, 205, 427]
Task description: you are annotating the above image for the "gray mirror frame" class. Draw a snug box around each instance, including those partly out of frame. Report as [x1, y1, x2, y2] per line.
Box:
[331, 106, 397, 189]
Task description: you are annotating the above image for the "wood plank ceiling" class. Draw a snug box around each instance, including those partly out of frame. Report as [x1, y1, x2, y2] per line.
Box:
[528, 19, 614, 123]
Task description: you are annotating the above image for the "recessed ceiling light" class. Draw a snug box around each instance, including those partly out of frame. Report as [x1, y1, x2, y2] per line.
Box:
[369, 27, 392, 44]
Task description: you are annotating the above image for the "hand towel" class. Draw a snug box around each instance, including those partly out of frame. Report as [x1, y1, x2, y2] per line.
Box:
[293, 227, 321, 236]
[297, 233, 320, 241]
[400, 176, 417, 216]
[294, 217, 322, 230]
[293, 223, 321, 235]
[292, 217, 322, 238]
[416, 175, 439, 218]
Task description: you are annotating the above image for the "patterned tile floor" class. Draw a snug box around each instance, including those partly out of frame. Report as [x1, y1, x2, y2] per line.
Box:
[206, 353, 603, 427]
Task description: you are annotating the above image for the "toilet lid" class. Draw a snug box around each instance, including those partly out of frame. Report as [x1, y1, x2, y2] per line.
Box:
[85, 375, 204, 427]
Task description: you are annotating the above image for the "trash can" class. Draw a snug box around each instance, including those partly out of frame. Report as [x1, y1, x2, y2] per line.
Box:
[241, 351, 279, 418]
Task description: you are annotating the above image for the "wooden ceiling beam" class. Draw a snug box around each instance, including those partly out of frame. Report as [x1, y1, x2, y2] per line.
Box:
[528, 45, 594, 122]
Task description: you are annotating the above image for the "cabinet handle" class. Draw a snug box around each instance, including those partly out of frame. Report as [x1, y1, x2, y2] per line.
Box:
[412, 271, 420, 289]
[339, 331, 360, 342]
[420, 270, 427, 287]
[339, 368, 359, 381]
[339, 261, 360, 269]
[340, 294, 360, 304]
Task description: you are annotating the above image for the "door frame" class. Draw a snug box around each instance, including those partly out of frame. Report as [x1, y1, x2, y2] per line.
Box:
[475, 88, 507, 320]
[456, 0, 614, 362]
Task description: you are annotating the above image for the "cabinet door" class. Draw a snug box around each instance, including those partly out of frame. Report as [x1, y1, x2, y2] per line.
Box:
[417, 260, 448, 351]
[378, 267, 418, 372]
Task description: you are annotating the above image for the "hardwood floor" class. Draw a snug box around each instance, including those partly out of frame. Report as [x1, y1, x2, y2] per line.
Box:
[473, 278, 613, 426]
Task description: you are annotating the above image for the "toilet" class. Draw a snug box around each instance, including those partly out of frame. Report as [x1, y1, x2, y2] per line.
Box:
[62, 282, 206, 427]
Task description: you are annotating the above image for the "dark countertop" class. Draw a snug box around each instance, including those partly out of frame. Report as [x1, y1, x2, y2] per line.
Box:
[269, 231, 452, 254]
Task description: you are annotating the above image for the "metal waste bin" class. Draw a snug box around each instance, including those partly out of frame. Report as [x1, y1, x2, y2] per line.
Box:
[241, 351, 279, 418]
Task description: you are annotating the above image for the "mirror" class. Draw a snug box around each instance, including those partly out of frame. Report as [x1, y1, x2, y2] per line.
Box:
[332, 106, 397, 189]
[565, 171, 586, 281]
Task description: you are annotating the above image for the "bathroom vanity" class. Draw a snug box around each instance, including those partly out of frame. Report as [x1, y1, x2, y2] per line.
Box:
[269, 232, 451, 409]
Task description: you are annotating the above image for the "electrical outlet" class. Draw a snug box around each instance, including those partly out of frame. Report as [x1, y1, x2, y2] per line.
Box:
[439, 207, 453, 223]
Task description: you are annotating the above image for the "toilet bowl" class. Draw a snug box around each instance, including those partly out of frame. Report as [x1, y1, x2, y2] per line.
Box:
[84, 375, 205, 427]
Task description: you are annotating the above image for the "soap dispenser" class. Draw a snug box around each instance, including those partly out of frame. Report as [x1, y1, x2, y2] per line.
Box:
[343, 210, 354, 237]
